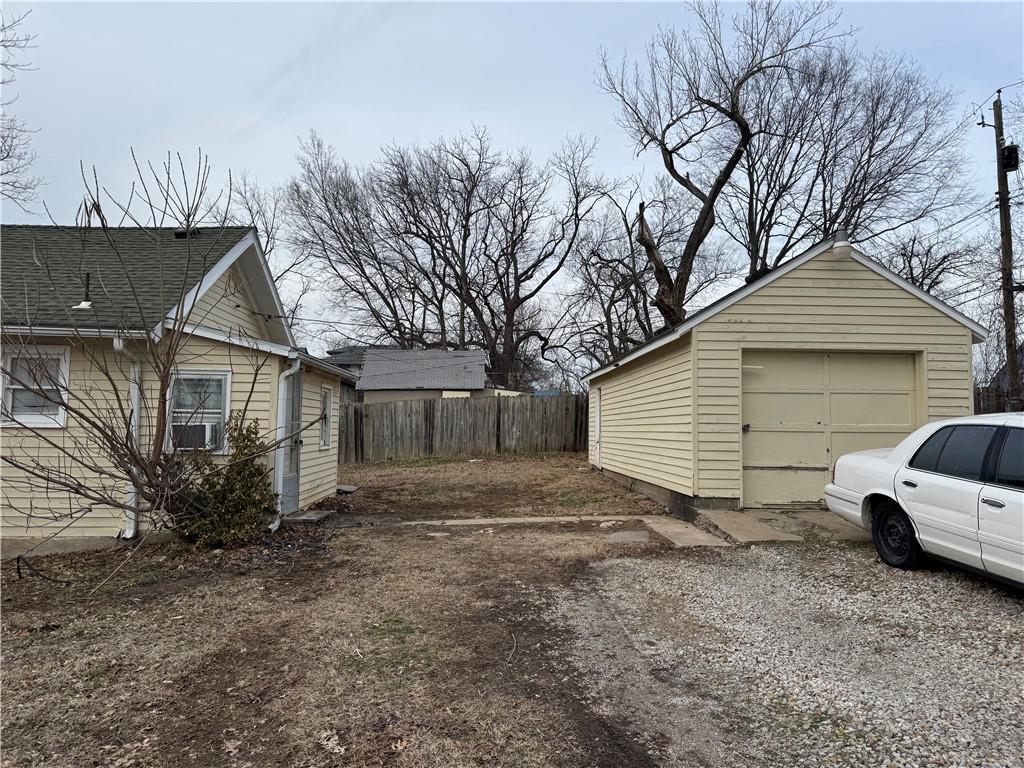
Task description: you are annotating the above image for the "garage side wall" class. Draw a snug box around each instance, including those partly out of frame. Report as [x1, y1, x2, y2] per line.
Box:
[588, 338, 693, 496]
[693, 246, 974, 502]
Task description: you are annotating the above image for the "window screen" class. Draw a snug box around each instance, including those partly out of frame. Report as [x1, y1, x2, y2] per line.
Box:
[170, 375, 227, 451]
[994, 428, 1023, 490]
[4, 354, 65, 419]
[932, 425, 998, 482]
[909, 427, 952, 472]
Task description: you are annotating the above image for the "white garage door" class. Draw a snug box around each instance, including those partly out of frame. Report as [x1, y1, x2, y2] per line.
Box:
[741, 350, 916, 505]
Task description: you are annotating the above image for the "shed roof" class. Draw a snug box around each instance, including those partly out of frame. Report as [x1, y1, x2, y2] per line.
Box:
[1, 224, 254, 331]
[583, 235, 988, 383]
[356, 349, 488, 392]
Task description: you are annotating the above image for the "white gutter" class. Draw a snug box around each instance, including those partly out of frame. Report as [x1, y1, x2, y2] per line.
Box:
[270, 352, 301, 532]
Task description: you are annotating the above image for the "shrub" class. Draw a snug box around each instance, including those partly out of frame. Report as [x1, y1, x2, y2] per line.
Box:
[172, 415, 279, 548]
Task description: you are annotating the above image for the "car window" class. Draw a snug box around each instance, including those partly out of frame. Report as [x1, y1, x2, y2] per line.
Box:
[909, 427, 953, 472]
[933, 425, 998, 481]
[994, 428, 1024, 490]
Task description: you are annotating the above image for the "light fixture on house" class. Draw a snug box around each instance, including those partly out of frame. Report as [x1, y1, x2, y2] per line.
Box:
[72, 272, 93, 310]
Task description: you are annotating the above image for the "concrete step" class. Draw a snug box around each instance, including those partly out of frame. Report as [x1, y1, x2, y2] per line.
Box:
[284, 508, 334, 524]
[699, 509, 803, 543]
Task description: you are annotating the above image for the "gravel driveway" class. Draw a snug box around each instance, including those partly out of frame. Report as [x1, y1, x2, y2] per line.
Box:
[547, 536, 1024, 767]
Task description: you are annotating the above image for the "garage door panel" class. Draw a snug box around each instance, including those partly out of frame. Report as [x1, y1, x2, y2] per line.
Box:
[743, 469, 829, 504]
[830, 392, 913, 426]
[741, 350, 916, 505]
[743, 431, 826, 466]
[831, 430, 909, 458]
[742, 350, 825, 387]
[742, 392, 825, 425]
[828, 352, 913, 387]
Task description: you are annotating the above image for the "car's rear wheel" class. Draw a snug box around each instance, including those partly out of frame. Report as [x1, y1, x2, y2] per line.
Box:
[872, 500, 922, 569]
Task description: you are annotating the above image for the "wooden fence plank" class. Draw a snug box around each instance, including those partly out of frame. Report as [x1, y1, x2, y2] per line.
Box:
[338, 394, 587, 465]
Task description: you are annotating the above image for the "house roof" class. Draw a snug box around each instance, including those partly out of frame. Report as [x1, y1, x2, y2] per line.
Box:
[356, 349, 488, 392]
[582, 235, 989, 383]
[1, 224, 257, 332]
[323, 344, 399, 368]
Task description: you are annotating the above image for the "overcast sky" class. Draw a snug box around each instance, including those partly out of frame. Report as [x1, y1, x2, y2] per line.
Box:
[4, 1, 1023, 228]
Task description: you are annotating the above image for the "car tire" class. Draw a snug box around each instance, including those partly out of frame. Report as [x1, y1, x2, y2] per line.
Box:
[872, 500, 922, 570]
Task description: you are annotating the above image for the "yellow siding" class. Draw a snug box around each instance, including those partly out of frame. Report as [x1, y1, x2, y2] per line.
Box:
[1, 338, 130, 537]
[693, 247, 974, 501]
[298, 368, 341, 507]
[1, 335, 286, 539]
[588, 338, 693, 496]
[187, 264, 270, 340]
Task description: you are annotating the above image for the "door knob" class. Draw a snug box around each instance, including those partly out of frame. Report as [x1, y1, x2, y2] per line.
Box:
[981, 497, 1006, 509]
[901, 479, 918, 488]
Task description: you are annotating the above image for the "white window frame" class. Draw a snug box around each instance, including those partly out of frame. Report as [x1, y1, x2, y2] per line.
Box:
[166, 369, 232, 454]
[0, 344, 71, 429]
[320, 384, 333, 450]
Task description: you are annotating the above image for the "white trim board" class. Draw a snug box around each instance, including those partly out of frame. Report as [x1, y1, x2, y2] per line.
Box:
[582, 239, 988, 383]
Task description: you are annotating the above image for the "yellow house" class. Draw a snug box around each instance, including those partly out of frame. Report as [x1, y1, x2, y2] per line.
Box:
[0, 224, 355, 539]
[583, 233, 988, 515]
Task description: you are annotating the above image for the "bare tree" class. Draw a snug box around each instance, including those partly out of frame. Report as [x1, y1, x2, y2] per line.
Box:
[599, 0, 843, 324]
[226, 172, 315, 329]
[1, 11, 39, 211]
[872, 230, 982, 301]
[550, 177, 736, 378]
[719, 48, 971, 280]
[1, 151, 320, 543]
[287, 129, 603, 388]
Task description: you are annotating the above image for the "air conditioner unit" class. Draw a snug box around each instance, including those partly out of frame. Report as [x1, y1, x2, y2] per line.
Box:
[171, 422, 221, 451]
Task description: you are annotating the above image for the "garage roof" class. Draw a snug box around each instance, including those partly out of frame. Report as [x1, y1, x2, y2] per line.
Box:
[582, 235, 988, 383]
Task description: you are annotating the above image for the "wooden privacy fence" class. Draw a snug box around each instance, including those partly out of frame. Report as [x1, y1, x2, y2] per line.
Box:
[338, 394, 588, 464]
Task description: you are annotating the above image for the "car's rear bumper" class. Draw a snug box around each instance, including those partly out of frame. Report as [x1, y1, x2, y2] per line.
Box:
[825, 484, 866, 529]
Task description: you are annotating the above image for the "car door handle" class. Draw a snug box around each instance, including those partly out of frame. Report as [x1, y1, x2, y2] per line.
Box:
[901, 480, 918, 488]
[981, 497, 1006, 509]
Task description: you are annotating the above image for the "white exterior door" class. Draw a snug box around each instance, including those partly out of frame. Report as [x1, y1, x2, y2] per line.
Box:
[979, 427, 1024, 582]
[742, 350, 916, 504]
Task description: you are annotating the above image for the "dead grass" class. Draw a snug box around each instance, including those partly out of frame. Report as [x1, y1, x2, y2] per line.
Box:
[339, 452, 662, 521]
[1, 455, 665, 768]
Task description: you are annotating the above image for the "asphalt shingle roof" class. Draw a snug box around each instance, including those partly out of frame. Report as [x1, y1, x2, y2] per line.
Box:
[323, 344, 399, 368]
[1, 224, 253, 330]
[355, 349, 488, 392]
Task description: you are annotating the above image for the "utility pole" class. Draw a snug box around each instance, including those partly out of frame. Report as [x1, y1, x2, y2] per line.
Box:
[992, 91, 1022, 411]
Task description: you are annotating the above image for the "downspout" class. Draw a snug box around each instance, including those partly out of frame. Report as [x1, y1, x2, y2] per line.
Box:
[114, 336, 142, 540]
[270, 352, 301, 532]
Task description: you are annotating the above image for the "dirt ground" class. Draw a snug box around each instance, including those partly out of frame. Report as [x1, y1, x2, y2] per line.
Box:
[1, 455, 666, 768]
[3, 454, 1021, 768]
[337, 453, 662, 521]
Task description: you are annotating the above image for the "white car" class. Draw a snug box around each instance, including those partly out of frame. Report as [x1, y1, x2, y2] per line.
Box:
[826, 412, 1023, 586]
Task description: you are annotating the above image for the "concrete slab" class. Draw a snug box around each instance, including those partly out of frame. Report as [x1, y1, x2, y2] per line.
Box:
[398, 514, 729, 549]
[337, 484, 359, 494]
[284, 508, 334, 524]
[399, 515, 628, 527]
[605, 529, 651, 544]
[794, 510, 872, 542]
[642, 517, 730, 548]
[700, 510, 803, 543]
